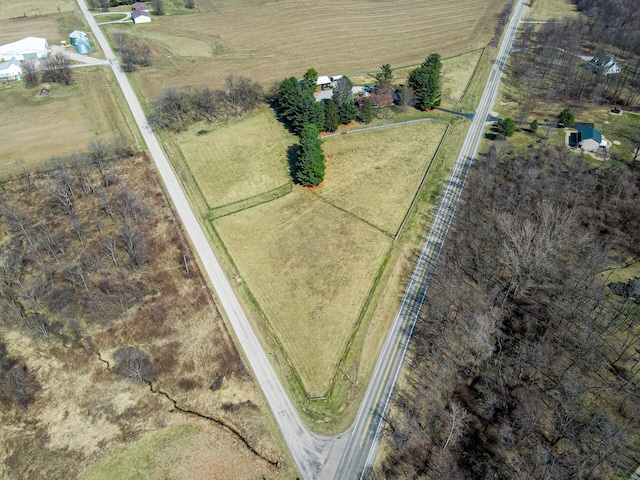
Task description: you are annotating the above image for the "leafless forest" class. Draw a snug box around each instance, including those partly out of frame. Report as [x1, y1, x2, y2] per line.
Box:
[510, 0, 640, 108]
[376, 146, 640, 479]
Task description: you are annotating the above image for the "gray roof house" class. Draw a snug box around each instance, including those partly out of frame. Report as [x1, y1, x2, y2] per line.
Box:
[586, 54, 622, 75]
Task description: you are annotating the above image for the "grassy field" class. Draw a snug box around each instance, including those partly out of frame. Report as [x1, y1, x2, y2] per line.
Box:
[0, 153, 296, 479]
[104, 0, 506, 98]
[319, 121, 449, 234]
[0, 0, 77, 21]
[0, 10, 85, 46]
[393, 49, 485, 101]
[215, 188, 392, 396]
[0, 68, 134, 177]
[524, 0, 579, 21]
[174, 106, 295, 209]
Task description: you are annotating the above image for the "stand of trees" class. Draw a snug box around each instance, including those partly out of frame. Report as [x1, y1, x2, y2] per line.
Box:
[149, 75, 263, 132]
[376, 146, 640, 479]
[112, 32, 153, 72]
[408, 53, 442, 110]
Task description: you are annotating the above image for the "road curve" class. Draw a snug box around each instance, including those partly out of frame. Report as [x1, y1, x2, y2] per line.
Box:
[75, 1, 334, 478]
[329, 1, 528, 478]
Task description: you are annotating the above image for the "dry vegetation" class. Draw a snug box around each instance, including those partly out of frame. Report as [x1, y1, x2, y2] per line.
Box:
[0, 147, 295, 479]
[105, 0, 507, 98]
[524, 0, 579, 22]
[175, 106, 295, 209]
[0, 69, 133, 177]
[0, 0, 77, 21]
[319, 121, 448, 234]
[215, 188, 391, 396]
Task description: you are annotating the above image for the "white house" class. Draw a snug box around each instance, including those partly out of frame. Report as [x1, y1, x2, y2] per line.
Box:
[131, 10, 152, 23]
[0, 37, 48, 62]
[0, 58, 22, 79]
[587, 54, 622, 75]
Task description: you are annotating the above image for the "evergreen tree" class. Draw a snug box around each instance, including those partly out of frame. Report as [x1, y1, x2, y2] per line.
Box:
[530, 119, 539, 132]
[296, 124, 325, 186]
[408, 53, 442, 110]
[324, 99, 340, 132]
[376, 63, 393, 81]
[558, 107, 575, 127]
[359, 98, 374, 124]
[496, 117, 516, 137]
[302, 68, 318, 91]
[278, 77, 301, 119]
[291, 91, 323, 134]
[338, 101, 357, 124]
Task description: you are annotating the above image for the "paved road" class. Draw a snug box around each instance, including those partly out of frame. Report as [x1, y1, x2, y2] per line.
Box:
[79, 0, 526, 476]
[329, 1, 528, 478]
[76, 1, 334, 478]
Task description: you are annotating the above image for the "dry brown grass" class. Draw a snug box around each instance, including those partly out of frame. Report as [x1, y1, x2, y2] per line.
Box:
[0, 10, 83, 44]
[174, 106, 295, 209]
[0, 69, 133, 177]
[319, 121, 448, 234]
[524, 0, 579, 21]
[0, 154, 296, 479]
[214, 188, 391, 396]
[0, 0, 77, 21]
[105, 0, 506, 98]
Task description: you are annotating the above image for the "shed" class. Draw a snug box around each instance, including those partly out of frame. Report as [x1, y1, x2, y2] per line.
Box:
[69, 30, 88, 46]
[132, 2, 148, 11]
[569, 123, 607, 152]
[132, 10, 152, 23]
[317, 75, 332, 89]
[0, 37, 48, 61]
[0, 58, 22, 79]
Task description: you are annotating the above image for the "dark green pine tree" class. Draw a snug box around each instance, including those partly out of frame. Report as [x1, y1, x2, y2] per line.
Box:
[292, 91, 324, 134]
[278, 77, 302, 119]
[359, 98, 374, 124]
[338, 100, 357, 124]
[296, 124, 325, 186]
[408, 53, 442, 110]
[324, 98, 340, 132]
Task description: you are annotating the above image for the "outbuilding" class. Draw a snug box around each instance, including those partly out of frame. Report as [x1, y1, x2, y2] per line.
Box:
[0, 58, 22, 79]
[0, 37, 48, 62]
[569, 123, 607, 152]
[131, 10, 152, 23]
[586, 54, 622, 75]
[69, 30, 88, 46]
[316, 75, 332, 89]
[132, 2, 148, 11]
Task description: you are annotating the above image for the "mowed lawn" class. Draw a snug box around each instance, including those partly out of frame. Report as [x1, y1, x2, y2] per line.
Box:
[107, 0, 506, 98]
[215, 189, 391, 396]
[0, 69, 133, 175]
[524, 0, 579, 21]
[319, 121, 448, 234]
[175, 106, 295, 209]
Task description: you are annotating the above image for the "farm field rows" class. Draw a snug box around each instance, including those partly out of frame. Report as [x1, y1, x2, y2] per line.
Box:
[104, 0, 506, 98]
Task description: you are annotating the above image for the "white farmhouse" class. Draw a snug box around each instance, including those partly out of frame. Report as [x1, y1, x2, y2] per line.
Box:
[131, 10, 152, 23]
[0, 58, 22, 79]
[0, 37, 48, 62]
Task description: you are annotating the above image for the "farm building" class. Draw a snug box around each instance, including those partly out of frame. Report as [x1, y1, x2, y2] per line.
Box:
[568, 123, 608, 152]
[317, 75, 332, 89]
[131, 2, 148, 11]
[0, 58, 22, 79]
[0, 37, 48, 62]
[586, 54, 621, 75]
[132, 10, 152, 23]
[69, 30, 88, 46]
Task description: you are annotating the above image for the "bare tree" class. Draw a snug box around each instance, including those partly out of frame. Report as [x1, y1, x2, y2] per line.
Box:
[112, 346, 155, 382]
[21, 60, 38, 88]
[40, 52, 74, 85]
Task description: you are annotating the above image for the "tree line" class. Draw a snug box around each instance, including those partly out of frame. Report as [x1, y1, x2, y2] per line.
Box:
[374, 145, 640, 479]
[22, 52, 74, 88]
[148, 75, 263, 132]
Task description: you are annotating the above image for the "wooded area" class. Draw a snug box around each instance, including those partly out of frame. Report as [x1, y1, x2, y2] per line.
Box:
[376, 146, 640, 479]
[510, 0, 640, 109]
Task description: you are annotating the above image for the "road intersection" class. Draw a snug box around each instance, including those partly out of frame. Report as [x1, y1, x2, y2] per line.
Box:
[78, 0, 526, 477]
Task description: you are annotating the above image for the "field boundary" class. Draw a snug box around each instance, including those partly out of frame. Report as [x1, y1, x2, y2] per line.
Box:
[204, 183, 293, 220]
[320, 117, 449, 139]
[394, 123, 451, 241]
